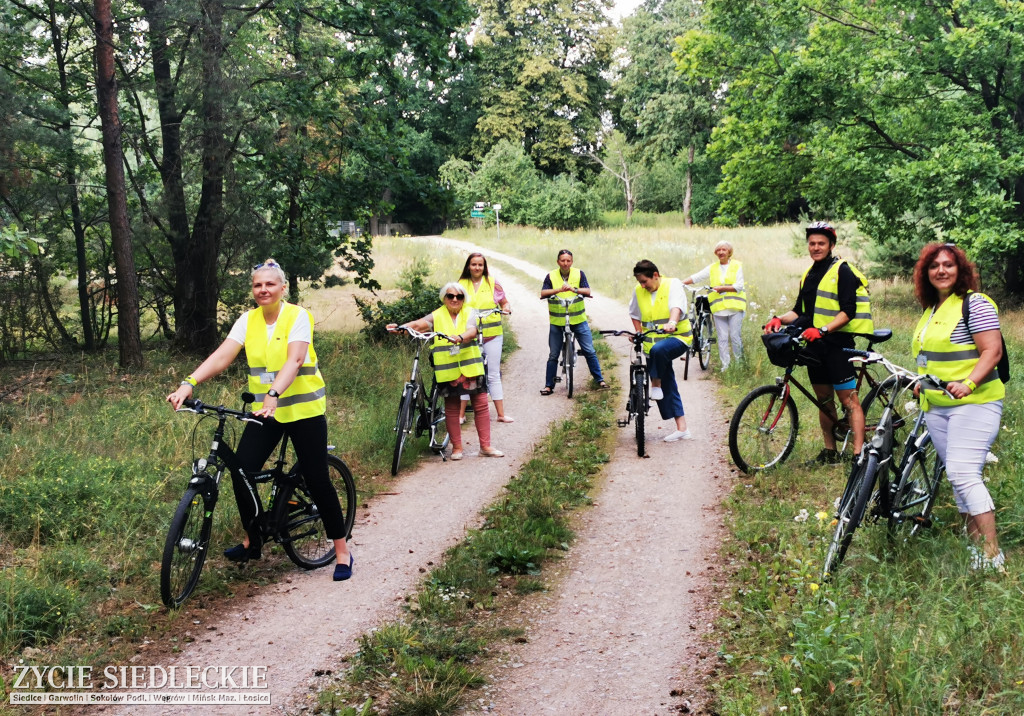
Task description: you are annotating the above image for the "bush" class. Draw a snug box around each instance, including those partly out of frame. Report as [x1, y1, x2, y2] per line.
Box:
[355, 260, 442, 342]
[528, 175, 601, 230]
[0, 569, 81, 650]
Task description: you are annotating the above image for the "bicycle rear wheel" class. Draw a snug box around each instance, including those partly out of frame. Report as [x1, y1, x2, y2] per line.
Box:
[697, 313, 713, 370]
[281, 455, 356, 569]
[160, 487, 213, 608]
[391, 387, 415, 476]
[888, 436, 943, 538]
[632, 368, 646, 457]
[683, 341, 692, 380]
[822, 453, 879, 580]
[428, 383, 450, 454]
[728, 385, 799, 473]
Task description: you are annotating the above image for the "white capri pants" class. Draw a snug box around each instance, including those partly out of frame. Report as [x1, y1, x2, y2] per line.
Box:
[713, 312, 744, 369]
[461, 336, 504, 402]
[924, 401, 1002, 516]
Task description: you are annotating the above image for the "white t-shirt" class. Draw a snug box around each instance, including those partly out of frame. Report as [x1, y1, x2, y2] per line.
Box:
[688, 261, 746, 317]
[628, 278, 687, 322]
[227, 307, 313, 363]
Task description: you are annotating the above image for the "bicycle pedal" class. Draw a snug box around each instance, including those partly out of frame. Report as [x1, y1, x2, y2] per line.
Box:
[616, 419, 628, 427]
[910, 516, 932, 528]
[554, 377, 562, 383]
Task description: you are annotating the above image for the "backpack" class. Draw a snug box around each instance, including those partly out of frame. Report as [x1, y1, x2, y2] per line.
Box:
[963, 291, 1010, 383]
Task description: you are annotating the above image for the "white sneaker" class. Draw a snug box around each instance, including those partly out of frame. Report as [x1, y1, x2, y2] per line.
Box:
[649, 386, 664, 400]
[663, 429, 692, 442]
[969, 546, 1006, 572]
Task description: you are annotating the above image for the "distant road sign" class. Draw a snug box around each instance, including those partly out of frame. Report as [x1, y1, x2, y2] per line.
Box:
[470, 210, 485, 218]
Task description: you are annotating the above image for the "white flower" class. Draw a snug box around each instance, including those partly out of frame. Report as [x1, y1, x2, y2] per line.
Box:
[792, 687, 802, 695]
[794, 509, 809, 523]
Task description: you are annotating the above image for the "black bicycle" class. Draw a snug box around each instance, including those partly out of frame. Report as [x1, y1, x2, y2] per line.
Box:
[728, 326, 903, 473]
[161, 394, 357, 608]
[822, 352, 948, 579]
[390, 326, 452, 476]
[599, 328, 665, 457]
[683, 284, 715, 380]
[547, 296, 588, 398]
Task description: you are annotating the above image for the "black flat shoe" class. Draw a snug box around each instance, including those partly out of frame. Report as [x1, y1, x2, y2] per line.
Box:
[333, 554, 354, 582]
[223, 542, 262, 563]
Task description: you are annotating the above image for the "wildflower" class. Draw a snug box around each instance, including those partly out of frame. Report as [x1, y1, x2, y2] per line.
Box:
[808, 583, 819, 593]
[794, 509, 809, 523]
[792, 687, 802, 695]
[816, 511, 829, 523]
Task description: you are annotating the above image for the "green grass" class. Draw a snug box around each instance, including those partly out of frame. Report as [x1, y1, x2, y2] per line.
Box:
[310, 341, 619, 714]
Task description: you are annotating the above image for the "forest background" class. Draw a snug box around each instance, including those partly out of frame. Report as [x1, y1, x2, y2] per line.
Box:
[4, 0, 1024, 367]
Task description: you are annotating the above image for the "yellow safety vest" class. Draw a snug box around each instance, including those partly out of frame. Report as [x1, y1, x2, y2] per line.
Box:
[430, 307, 485, 383]
[707, 261, 747, 314]
[911, 292, 1005, 407]
[245, 303, 326, 422]
[547, 268, 586, 326]
[800, 258, 873, 334]
[459, 277, 503, 339]
[636, 278, 693, 354]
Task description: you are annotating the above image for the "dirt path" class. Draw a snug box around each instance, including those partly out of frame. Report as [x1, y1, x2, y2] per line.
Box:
[95, 239, 731, 715]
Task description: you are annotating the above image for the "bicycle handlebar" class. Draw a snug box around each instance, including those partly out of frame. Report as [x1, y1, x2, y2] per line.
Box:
[599, 328, 668, 340]
[476, 308, 510, 318]
[842, 348, 954, 397]
[177, 397, 264, 424]
[388, 324, 459, 343]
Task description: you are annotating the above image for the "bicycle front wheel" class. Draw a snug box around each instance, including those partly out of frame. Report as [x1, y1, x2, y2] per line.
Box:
[728, 385, 799, 473]
[281, 456, 356, 569]
[860, 374, 915, 463]
[391, 387, 415, 476]
[160, 487, 213, 608]
[697, 313, 713, 370]
[564, 339, 575, 398]
[428, 383, 450, 454]
[633, 369, 646, 457]
[823, 453, 879, 580]
[683, 341, 692, 380]
[888, 437, 943, 538]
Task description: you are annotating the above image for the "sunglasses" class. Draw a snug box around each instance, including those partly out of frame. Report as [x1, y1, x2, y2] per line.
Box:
[445, 293, 465, 301]
[253, 260, 280, 270]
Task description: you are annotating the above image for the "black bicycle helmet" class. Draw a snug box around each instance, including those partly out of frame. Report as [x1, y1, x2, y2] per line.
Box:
[805, 221, 837, 243]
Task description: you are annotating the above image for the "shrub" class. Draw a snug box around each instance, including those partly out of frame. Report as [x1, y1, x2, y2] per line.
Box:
[355, 259, 442, 342]
[528, 175, 601, 230]
[0, 569, 81, 650]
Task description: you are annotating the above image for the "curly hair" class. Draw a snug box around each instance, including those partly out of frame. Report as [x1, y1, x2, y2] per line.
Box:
[913, 243, 978, 308]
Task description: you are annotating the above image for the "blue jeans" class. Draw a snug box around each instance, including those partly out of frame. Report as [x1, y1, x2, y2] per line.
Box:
[648, 337, 687, 420]
[546, 322, 604, 388]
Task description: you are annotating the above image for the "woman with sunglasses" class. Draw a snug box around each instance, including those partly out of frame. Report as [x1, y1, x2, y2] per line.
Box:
[386, 283, 504, 461]
[167, 259, 353, 581]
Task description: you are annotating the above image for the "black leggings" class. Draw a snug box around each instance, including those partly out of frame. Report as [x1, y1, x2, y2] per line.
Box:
[232, 414, 347, 542]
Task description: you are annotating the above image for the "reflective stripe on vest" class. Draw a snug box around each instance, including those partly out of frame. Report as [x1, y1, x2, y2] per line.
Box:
[911, 293, 1004, 407]
[430, 307, 485, 383]
[636, 278, 693, 354]
[707, 261, 747, 314]
[800, 258, 873, 334]
[547, 268, 586, 326]
[245, 303, 326, 422]
[459, 277, 503, 339]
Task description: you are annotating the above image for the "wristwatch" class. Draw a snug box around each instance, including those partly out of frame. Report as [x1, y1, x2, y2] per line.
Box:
[820, 326, 829, 335]
[267, 388, 280, 398]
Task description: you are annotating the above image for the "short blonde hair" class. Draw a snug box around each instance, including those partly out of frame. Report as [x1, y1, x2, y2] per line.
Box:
[439, 282, 467, 301]
[713, 241, 733, 258]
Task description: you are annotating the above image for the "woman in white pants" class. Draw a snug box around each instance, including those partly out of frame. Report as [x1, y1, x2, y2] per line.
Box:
[458, 253, 513, 423]
[911, 242, 1006, 570]
[684, 241, 745, 370]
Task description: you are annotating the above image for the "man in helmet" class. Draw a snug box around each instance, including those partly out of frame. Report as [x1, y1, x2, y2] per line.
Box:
[763, 222, 874, 464]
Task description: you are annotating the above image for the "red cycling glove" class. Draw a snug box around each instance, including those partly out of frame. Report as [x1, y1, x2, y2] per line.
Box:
[801, 327, 823, 342]
[765, 316, 782, 332]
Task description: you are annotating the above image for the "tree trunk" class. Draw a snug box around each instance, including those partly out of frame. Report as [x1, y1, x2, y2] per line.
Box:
[683, 143, 694, 228]
[94, 0, 144, 368]
[624, 177, 635, 221]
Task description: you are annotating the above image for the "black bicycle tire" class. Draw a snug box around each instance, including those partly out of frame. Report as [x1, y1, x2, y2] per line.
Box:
[887, 437, 943, 538]
[822, 453, 879, 580]
[160, 487, 213, 608]
[633, 369, 646, 457]
[728, 385, 799, 473]
[697, 313, 713, 370]
[565, 339, 575, 398]
[281, 455, 356, 568]
[391, 388, 415, 476]
[428, 383, 450, 454]
[683, 340, 692, 380]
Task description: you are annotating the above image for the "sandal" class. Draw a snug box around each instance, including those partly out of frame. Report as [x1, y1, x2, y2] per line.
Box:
[540, 387, 554, 395]
[597, 381, 609, 389]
